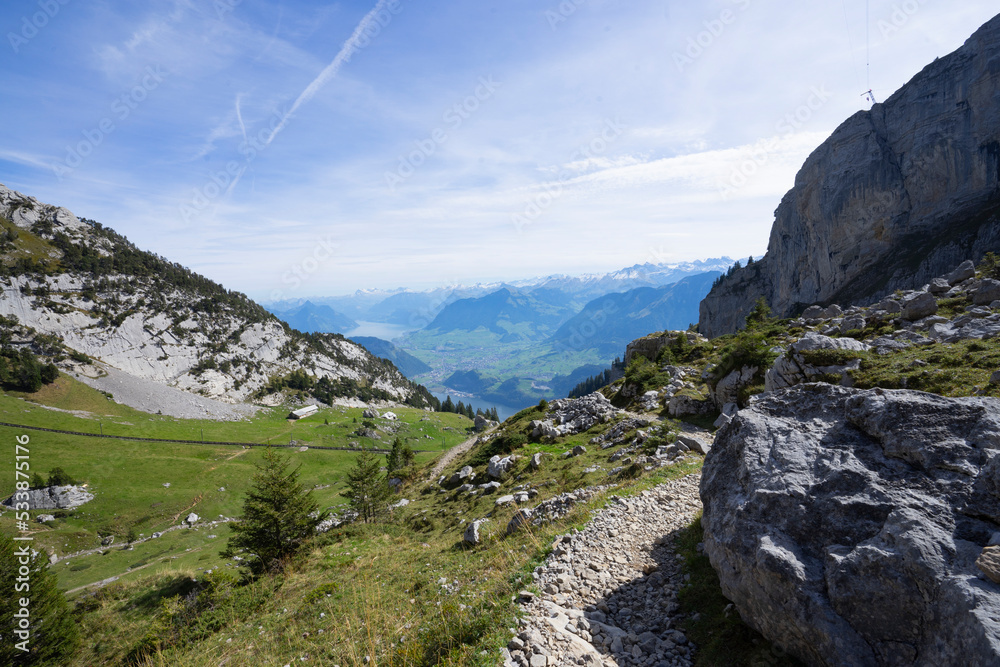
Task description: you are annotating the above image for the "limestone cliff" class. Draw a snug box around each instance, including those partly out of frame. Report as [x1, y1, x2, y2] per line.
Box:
[0, 183, 431, 410]
[699, 13, 1000, 337]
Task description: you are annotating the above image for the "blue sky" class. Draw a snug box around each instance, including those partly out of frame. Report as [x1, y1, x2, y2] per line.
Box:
[1, 1, 997, 300]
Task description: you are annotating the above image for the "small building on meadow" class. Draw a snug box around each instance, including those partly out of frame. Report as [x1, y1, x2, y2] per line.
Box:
[288, 405, 319, 420]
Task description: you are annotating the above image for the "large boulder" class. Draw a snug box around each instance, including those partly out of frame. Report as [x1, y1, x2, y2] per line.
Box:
[710, 365, 758, 408]
[900, 291, 939, 321]
[463, 519, 487, 546]
[2, 485, 94, 510]
[666, 393, 714, 418]
[446, 466, 475, 488]
[764, 332, 869, 392]
[487, 455, 516, 479]
[974, 279, 1000, 306]
[701, 384, 1000, 666]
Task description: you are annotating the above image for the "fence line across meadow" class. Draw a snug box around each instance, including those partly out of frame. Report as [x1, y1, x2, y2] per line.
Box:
[0, 420, 440, 454]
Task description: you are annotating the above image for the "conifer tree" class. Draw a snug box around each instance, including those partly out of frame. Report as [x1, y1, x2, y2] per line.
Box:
[386, 437, 414, 474]
[222, 447, 320, 575]
[344, 451, 392, 523]
[0, 532, 79, 666]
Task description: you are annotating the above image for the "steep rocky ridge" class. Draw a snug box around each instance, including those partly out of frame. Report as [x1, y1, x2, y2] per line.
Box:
[0, 183, 431, 410]
[700, 13, 1000, 337]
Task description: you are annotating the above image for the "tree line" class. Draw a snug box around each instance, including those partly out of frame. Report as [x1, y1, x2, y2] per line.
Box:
[438, 394, 499, 421]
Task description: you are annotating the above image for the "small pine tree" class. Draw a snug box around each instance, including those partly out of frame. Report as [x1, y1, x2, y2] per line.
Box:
[538, 399, 549, 412]
[29, 472, 45, 489]
[221, 447, 320, 575]
[386, 437, 415, 474]
[490, 407, 499, 422]
[442, 395, 455, 413]
[0, 531, 79, 665]
[745, 296, 774, 330]
[465, 404, 474, 420]
[344, 451, 392, 524]
[46, 468, 75, 487]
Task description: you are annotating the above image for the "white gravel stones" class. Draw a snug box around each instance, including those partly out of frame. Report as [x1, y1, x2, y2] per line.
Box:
[510, 473, 702, 667]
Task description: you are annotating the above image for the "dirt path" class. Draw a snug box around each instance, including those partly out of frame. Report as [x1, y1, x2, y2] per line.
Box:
[429, 429, 492, 479]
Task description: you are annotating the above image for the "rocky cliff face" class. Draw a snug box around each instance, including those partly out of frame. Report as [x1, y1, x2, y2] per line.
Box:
[700, 13, 1000, 337]
[0, 183, 428, 410]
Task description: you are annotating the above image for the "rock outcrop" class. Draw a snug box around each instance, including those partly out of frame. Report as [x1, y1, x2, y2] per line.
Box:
[764, 332, 870, 392]
[529, 392, 621, 439]
[701, 384, 1000, 666]
[3, 485, 94, 510]
[699, 14, 1000, 337]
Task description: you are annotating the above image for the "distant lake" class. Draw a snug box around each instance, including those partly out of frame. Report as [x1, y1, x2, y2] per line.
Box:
[429, 391, 525, 422]
[344, 321, 416, 341]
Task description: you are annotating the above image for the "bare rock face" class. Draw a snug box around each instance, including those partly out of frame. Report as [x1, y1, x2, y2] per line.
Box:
[699, 14, 1000, 337]
[701, 384, 1000, 666]
[2, 485, 94, 510]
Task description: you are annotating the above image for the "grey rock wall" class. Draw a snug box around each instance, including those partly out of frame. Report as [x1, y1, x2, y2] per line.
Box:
[700, 13, 1000, 337]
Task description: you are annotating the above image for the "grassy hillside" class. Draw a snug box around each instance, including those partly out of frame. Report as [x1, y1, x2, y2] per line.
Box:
[0, 359, 717, 665]
[0, 375, 472, 590]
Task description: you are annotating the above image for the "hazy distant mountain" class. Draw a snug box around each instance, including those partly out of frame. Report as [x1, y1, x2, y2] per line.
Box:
[521, 258, 738, 300]
[425, 288, 572, 341]
[267, 301, 358, 334]
[549, 272, 721, 355]
[349, 336, 431, 378]
[364, 287, 491, 327]
[261, 258, 740, 328]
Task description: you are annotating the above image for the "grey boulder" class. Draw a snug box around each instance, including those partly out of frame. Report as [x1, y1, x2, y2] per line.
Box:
[945, 259, 976, 285]
[487, 455, 515, 479]
[447, 465, 475, 487]
[900, 291, 938, 321]
[463, 519, 487, 546]
[2, 485, 94, 510]
[974, 279, 1000, 306]
[701, 384, 1000, 667]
